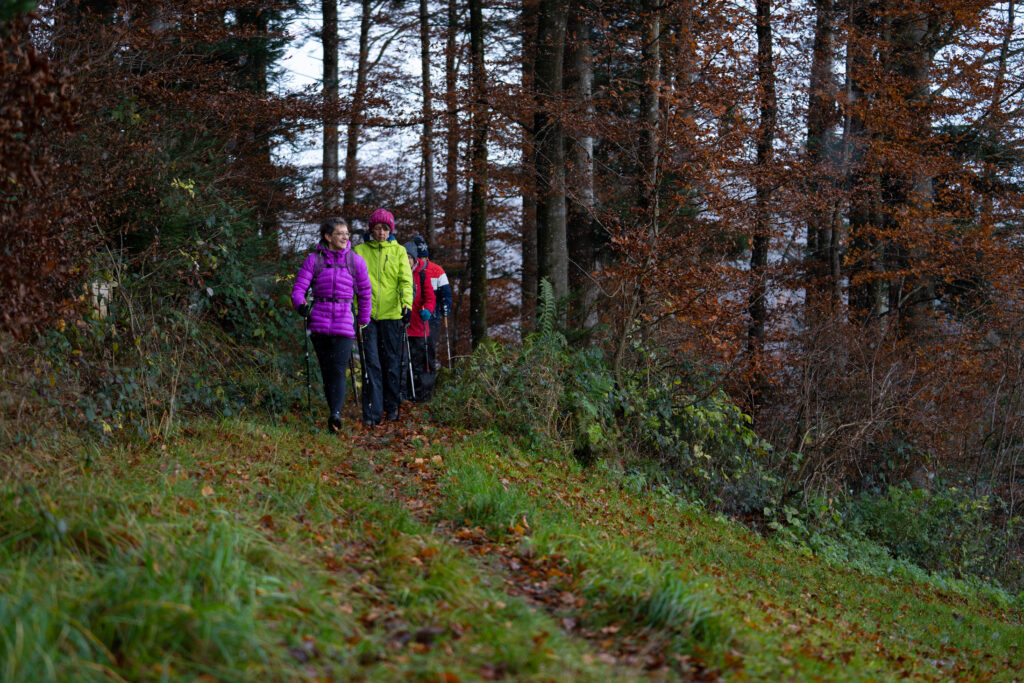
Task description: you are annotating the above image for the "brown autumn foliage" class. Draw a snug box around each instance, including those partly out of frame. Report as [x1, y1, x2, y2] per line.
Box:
[3, 0, 1024, 520]
[0, 15, 88, 339]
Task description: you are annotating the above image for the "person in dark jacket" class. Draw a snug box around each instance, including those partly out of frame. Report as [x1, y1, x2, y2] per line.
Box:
[411, 235, 452, 371]
[291, 218, 372, 433]
[403, 241, 436, 402]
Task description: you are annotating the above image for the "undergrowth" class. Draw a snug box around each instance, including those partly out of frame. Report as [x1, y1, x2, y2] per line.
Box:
[432, 283, 1024, 597]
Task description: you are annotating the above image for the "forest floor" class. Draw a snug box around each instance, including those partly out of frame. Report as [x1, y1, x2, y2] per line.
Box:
[1, 405, 1022, 681]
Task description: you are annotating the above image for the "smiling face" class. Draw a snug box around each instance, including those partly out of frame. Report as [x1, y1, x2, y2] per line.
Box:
[370, 222, 391, 242]
[324, 222, 350, 251]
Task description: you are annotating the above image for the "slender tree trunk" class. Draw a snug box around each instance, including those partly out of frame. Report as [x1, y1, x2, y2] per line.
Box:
[566, 2, 597, 328]
[638, 0, 661, 234]
[534, 0, 569, 305]
[419, 0, 437, 248]
[442, 0, 460, 264]
[343, 0, 372, 227]
[468, 0, 489, 348]
[748, 0, 776, 410]
[520, 0, 539, 333]
[804, 0, 838, 316]
[323, 0, 339, 211]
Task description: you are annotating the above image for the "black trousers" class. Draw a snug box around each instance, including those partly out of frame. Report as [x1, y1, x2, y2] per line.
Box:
[427, 317, 442, 370]
[361, 319, 404, 423]
[310, 334, 353, 417]
[409, 336, 433, 402]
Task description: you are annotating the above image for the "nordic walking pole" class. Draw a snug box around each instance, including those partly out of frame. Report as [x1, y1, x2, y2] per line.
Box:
[443, 316, 452, 369]
[348, 353, 359, 408]
[355, 326, 369, 402]
[405, 332, 417, 401]
[303, 315, 312, 414]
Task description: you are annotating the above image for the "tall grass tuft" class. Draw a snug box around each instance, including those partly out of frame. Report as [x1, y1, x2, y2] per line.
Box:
[0, 487, 300, 681]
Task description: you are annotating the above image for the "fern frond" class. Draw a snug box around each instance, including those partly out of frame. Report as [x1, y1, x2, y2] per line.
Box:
[538, 278, 557, 336]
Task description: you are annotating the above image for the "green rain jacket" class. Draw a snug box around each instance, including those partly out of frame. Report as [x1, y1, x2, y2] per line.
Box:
[354, 238, 413, 320]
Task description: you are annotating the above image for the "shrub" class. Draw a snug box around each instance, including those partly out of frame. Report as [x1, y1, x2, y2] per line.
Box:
[433, 282, 794, 516]
[845, 485, 1022, 584]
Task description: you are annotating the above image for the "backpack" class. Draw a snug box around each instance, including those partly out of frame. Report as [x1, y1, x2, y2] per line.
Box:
[308, 247, 359, 306]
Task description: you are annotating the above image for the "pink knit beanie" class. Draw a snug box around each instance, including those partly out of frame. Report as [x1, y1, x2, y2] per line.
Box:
[368, 208, 395, 233]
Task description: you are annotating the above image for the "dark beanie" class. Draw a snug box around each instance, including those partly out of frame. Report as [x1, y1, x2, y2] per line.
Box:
[403, 241, 418, 260]
[413, 234, 429, 259]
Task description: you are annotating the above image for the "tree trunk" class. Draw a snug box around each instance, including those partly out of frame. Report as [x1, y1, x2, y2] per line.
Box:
[442, 0, 460, 264]
[847, 0, 885, 319]
[638, 0, 661, 234]
[520, 0, 539, 334]
[419, 0, 437, 248]
[804, 0, 839, 316]
[323, 0, 339, 211]
[886, 8, 934, 335]
[565, 2, 597, 329]
[748, 0, 776, 410]
[343, 0, 372, 228]
[534, 0, 569, 306]
[468, 0, 489, 348]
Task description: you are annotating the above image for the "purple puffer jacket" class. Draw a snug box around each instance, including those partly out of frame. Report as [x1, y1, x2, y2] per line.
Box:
[291, 243, 372, 337]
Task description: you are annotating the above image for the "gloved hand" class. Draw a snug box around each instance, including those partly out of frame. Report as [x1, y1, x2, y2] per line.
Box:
[296, 303, 311, 317]
[420, 309, 432, 322]
[401, 307, 412, 325]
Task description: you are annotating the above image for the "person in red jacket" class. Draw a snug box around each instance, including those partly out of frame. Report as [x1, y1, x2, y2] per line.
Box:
[412, 235, 452, 371]
[403, 241, 436, 402]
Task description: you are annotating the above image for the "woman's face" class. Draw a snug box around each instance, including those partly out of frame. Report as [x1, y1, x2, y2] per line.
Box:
[325, 223, 349, 250]
[370, 222, 390, 242]
[408, 254, 417, 270]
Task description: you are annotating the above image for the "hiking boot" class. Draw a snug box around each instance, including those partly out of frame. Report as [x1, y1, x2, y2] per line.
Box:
[385, 410, 400, 422]
[328, 413, 342, 434]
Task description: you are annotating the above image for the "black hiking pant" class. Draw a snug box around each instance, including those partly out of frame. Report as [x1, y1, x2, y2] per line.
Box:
[427, 318, 442, 371]
[311, 334, 353, 417]
[361, 319, 404, 423]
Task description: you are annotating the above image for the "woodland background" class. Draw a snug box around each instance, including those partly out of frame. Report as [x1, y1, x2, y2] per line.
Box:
[3, 0, 1024, 590]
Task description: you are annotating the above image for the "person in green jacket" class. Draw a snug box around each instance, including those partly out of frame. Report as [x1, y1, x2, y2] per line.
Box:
[353, 208, 413, 425]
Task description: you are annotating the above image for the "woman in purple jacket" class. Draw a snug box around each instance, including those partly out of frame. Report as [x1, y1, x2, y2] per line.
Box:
[292, 218, 372, 433]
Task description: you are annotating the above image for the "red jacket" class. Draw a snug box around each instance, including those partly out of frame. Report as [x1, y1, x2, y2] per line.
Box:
[407, 259, 436, 337]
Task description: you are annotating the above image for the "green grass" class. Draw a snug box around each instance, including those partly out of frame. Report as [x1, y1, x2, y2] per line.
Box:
[1, 416, 1021, 680]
